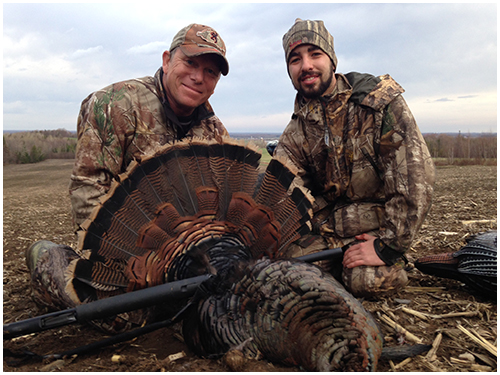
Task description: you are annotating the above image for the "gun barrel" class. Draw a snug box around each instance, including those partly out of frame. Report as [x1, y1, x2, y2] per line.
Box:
[4, 247, 344, 339]
[4, 275, 211, 340]
[296, 247, 344, 263]
[4, 309, 78, 340]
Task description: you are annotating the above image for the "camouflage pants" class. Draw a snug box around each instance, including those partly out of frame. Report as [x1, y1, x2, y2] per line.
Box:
[282, 233, 408, 298]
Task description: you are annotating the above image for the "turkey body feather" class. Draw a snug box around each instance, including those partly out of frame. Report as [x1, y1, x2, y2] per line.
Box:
[65, 137, 389, 371]
[183, 258, 383, 371]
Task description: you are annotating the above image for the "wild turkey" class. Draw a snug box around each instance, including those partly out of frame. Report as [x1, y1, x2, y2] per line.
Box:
[184, 257, 383, 371]
[68, 137, 385, 371]
[415, 231, 497, 298]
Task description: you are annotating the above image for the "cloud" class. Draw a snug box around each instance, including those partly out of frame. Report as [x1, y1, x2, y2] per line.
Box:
[3, 3, 497, 133]
[409, 91, 497, 133]
[431, 98, 455, 103]
[70, 46, 104, 59]
[127, 42, 170, 55]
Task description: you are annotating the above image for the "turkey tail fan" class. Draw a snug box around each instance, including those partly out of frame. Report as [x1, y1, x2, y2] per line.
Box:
[70, 137, 313, 305]
[183, 258, 384, 371]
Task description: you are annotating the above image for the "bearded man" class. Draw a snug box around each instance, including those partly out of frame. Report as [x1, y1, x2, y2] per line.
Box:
[274, 19, 435, 297]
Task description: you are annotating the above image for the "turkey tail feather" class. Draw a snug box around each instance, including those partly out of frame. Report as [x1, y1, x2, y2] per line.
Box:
[254, 157, 313, 256]
[72, 136, 314, 310]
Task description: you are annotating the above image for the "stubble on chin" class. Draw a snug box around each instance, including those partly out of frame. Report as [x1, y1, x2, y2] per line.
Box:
[298, 74, 333, 99]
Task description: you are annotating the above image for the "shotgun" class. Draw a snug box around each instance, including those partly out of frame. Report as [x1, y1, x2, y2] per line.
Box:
[4, 246, 346, 340]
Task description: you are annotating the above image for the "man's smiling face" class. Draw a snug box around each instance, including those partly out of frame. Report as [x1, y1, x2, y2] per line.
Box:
[288, 44, 336, 99]
[162, 48, 221, 116]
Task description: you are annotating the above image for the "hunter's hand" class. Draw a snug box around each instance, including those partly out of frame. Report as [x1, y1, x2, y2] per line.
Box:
[342, 233, 385, 268]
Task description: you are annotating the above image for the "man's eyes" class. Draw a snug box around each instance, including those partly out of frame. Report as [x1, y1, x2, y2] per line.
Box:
[184, 58, 219, 77]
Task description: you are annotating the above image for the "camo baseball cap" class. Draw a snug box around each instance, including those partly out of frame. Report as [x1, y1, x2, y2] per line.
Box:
[283, 19, 338, 70]
[170, 23, 229, 76]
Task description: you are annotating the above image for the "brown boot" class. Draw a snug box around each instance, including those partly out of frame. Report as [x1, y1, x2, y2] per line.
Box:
[25, 240, 55, 274]
[26, 240, 80, 311]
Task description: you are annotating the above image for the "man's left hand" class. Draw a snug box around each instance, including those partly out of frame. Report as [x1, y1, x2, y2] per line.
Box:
[342, 233, 386, 268]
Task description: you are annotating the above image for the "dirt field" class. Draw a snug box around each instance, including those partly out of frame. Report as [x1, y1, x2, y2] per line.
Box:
[3, 159, 497, 372]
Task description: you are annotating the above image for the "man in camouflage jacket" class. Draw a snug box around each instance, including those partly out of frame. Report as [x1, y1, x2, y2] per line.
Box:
[25, 24, 230, 326]
[70, 23, 229, 230]
[275, 19, 435, 297]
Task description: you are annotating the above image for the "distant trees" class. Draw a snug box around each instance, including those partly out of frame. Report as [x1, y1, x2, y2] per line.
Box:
[2, 130, 497, 166]
[3, 129, 77, 164]
[424, 132, 497, 165]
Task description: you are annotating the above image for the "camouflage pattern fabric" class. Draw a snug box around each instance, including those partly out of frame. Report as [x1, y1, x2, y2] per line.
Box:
[280, 232, 408, 297]
[69, 68, 228, 230]
[275, 72, 435, 295]
[28, 242, 80, 312]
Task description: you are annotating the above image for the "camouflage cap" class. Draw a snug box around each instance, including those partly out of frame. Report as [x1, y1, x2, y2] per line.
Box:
[282, 19, 338, 70]
[170, 24, 229, 76]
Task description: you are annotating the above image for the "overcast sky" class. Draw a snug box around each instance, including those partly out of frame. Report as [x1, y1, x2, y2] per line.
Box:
[3, 2, 497, 135]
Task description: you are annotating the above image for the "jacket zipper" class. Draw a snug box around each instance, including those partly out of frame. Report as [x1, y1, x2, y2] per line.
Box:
[319, 98, 331, 149]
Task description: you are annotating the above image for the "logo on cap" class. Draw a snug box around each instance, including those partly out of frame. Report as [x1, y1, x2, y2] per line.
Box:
[289, 40, 303, 50]
[197, 29, 226, 54]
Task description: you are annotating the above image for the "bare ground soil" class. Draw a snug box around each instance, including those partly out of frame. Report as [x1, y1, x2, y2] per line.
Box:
[3, 160, 497, 372]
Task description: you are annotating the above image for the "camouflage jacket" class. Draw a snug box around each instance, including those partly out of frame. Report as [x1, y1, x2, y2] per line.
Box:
[274, 72, 435, 262]
[69, 68, 228, 230]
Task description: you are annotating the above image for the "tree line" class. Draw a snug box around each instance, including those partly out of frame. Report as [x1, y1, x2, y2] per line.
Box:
[3, 129, 77, 164]
[425, 132, 497, 165]
[3, 129, 497, 165]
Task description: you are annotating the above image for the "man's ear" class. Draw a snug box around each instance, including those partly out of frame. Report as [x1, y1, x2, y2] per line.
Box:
[162, 50, 171, 74]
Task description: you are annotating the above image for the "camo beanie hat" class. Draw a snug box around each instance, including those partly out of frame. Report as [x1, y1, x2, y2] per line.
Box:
[282, 19, 337, 71]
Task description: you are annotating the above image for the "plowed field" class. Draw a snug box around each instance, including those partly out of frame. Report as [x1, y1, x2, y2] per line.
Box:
[3, 160, 497, 372]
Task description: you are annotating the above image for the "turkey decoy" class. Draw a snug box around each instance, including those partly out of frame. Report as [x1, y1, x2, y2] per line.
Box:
[66, 137, 390, 370]
[415, 231, 497, 298]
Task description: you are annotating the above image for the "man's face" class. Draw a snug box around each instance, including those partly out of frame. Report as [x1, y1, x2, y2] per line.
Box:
[288, 44, 336, 99]
[162, 48, 221, 117]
